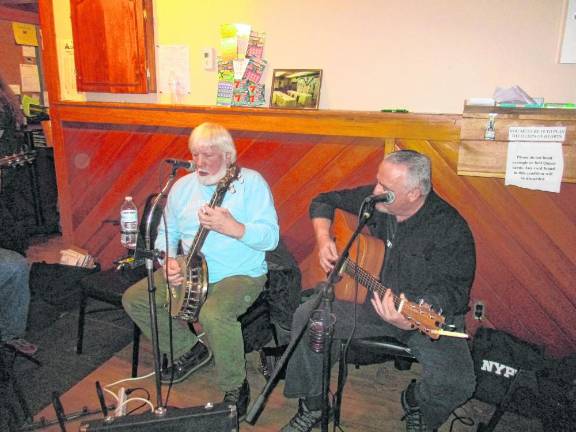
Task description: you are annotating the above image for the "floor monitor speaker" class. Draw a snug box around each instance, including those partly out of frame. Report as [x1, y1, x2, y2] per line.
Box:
[79, 402, 238, 431]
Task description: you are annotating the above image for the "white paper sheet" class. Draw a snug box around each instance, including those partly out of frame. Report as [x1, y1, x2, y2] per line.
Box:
[20, 64, 41, 92]
[505, 141, 564, 193]
[8, 84, 21, 95]
[157, 45, 191, 97]
[22, 46, 36, 58]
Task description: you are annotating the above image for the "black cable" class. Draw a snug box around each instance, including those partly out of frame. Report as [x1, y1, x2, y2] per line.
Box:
[125, 388, 151, 415]
[448, 407, 475, 431]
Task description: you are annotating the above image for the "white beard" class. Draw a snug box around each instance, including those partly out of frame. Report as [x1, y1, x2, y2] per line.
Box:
[198, 164, 228, 185]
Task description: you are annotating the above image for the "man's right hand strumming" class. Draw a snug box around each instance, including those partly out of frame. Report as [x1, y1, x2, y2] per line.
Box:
[313, 217, 338, 273]
[164, 257, 184, 286]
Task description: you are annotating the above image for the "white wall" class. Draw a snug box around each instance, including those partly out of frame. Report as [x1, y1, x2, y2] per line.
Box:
[54, 0, 576, 114]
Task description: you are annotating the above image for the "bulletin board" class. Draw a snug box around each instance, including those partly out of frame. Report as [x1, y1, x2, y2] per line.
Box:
[0, 18, 43, 103]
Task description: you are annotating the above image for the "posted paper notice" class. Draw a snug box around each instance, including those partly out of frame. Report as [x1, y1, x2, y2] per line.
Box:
[20, 64, 41, 92]
[505, 141, 564, 192]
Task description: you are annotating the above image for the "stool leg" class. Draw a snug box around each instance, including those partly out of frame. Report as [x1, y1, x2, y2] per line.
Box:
[334, 341, 348, 428]
[76, 291, 87, 354]
[131, 324, 140, 378]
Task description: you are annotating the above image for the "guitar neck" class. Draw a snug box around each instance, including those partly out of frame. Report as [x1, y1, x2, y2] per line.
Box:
[329, 209, 446, 339]
[343, 258, 403, 308]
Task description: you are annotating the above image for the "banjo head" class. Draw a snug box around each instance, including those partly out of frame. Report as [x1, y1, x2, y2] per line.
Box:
[170, 254, 208, 321]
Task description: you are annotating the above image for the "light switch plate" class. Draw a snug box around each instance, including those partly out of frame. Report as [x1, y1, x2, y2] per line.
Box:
[202, 47, 215, 70]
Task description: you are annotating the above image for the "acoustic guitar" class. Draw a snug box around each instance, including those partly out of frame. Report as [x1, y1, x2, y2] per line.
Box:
[303, 209, 466, 340]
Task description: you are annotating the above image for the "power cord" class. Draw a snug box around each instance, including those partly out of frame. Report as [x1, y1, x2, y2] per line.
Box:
[103, 373, 156, 416]
[125, 388, 151, 415]
[448, 407, 475, 431]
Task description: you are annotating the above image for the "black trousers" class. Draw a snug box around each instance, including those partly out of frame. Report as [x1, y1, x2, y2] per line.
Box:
[283, 298, 476, 429]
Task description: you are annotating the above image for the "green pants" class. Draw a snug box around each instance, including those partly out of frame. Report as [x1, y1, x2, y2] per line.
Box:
[122, 269, 266, 391]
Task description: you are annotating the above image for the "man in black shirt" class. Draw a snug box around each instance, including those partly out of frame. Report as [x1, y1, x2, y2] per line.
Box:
[281, 150, 476, 432]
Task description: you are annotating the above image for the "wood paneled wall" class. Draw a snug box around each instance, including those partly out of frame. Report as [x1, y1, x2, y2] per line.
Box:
[47, 103, 576, 359]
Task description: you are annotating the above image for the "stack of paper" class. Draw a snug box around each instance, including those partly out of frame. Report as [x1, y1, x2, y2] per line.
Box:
[59, 247, 96, 269]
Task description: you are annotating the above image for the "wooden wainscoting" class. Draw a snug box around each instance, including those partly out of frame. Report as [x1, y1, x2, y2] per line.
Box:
[50, 103, 576, 359]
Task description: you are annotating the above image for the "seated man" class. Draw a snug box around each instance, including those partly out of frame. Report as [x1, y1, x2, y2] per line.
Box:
[0, 247, 37, 355]
[123, 122, 279, 419]
[281, 150, 476, 432]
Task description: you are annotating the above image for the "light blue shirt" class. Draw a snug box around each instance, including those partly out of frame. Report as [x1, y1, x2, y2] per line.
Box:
[155, 167, 279, 283]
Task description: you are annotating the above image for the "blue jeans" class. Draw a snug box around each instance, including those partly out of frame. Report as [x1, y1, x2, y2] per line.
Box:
[0, 248, 30, 342]
[283, 299, 476, 429]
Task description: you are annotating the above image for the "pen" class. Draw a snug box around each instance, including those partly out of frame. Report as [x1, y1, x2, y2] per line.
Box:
[380, 109, 409, 113]
[543, 103, 576, 109]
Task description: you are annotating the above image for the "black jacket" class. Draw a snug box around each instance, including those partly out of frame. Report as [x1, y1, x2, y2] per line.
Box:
[309, 185, 476, 317]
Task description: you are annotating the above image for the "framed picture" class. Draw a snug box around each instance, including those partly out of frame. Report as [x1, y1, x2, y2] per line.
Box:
[270, 69, 322, 109]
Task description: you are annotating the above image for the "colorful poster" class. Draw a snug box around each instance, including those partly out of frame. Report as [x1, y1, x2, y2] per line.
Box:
[232, 80, 265, 107]
[217, 24, 266, 107]
[236, 24, 251, 59]
[217, 60, 235, 106]
[244, 58, 267, 84]
[247, 32, 266, 59]
[220, 24, 251, 61]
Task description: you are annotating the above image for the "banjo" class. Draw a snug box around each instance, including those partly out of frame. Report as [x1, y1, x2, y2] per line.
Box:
[170, 164, 240, 322]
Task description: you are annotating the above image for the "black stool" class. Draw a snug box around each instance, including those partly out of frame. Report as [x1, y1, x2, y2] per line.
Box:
[334, 335, 418, 428]
[76, 266, 147, 378]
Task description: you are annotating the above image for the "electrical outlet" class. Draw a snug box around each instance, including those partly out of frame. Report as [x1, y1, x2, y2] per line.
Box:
[474, 301, 485, 320]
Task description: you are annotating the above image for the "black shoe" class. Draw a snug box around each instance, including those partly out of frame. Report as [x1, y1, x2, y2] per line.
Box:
[223, 379, 250, 421]
[280, 399, 323, 432]
[401, 381, 431, 432]
[160, 342, 212, 384]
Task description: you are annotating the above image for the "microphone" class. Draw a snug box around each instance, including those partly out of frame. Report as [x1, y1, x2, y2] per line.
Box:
[366, 191, 395, 204]
[165, 159, 196, 172]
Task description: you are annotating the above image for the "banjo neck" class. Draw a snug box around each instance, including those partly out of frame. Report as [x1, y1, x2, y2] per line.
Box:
[185, 164, 240, 264]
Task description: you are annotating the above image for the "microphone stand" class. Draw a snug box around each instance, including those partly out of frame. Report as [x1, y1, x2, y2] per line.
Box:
[246, 200, 376, 431]
[132, 167, 179, 415]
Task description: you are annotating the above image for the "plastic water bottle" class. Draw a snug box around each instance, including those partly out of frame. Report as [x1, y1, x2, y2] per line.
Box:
[120, 196, 138, 249]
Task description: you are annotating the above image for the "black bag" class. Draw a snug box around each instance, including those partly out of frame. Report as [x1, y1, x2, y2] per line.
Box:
[536, 354, 576, 431]
[472, 327, 545, 417]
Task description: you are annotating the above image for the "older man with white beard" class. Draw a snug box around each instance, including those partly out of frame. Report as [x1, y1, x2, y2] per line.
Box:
[123, 122, 279, 419]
